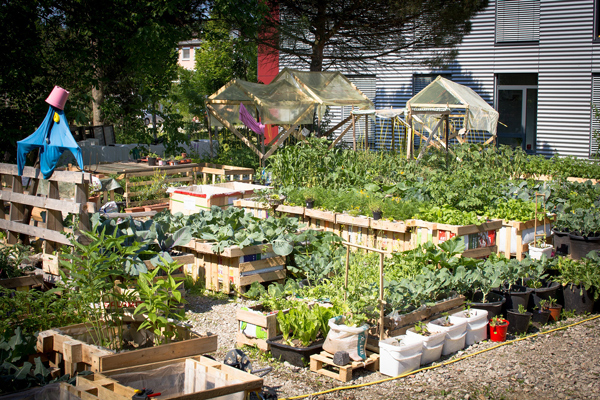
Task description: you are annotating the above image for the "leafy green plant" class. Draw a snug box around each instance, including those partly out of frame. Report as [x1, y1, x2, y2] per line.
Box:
[413, 321, 430, 336]
[489, 315, 507, 327]
[0, 243, 32, 279]
[134, 257, 187, 345]
[554, 252, 600, 300]
[517, 304, 527, 314]
[277, 302, 336, 347]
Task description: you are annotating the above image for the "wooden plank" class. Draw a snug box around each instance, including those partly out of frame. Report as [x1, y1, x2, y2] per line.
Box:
[371, 219, 408, 233]
[0, 274, 44, 289]
[275, 204, 305, 215]
[239, 269, 286, 287]
[0, 191, 83, 214]
[194, 242, 273, 258]
[305, 208, 336, 223]
[44, 180, 63, 253]
[0, 219, 72, 246]
[335, 213, 370, 228]
[0, 163, 91, 184]
[462, 245, 497, 259]
[238, 256, 286, 273]
[96, 334, 218, 372]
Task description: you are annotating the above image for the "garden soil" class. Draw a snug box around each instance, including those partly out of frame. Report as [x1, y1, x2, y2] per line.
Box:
[185, 293, 600, 400]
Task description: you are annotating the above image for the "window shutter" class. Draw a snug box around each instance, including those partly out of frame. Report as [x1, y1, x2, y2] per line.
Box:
[496, 0, 540, 43]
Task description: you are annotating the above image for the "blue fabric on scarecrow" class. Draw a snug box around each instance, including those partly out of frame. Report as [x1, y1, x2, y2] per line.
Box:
[17, 106, 83, 179]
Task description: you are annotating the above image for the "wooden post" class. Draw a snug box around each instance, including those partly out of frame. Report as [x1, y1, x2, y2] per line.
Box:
[365, 114, 369, 150]
[379, 252, 385, 340]
[391, 117, 395, 153]
[7, 176, 25, 244]
[445, 115, 450, 169]
[44, 181, 63, 253]
[352, 108, 356, 151]
[344, 246, 350, 302]
[208, 114, 213, 158]
[74, 182, 90, 235]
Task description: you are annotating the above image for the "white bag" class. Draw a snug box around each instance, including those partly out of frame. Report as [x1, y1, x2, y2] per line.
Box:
[323, 316, 369, 361]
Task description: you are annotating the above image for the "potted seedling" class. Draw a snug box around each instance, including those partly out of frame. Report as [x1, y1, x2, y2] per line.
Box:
[531, 301, 551, 326]
[506, 304, 532, 335]
[427, 312, 467, 356]
[406, 321, 446, 365]
[146, 152, 159, 166]
[368, 197, 384, 220]
[451, 303, 489, 346]
[542, 296, 562, 322]
[489, 315, 509, 342]
[303, 188, 316, 209]
[529, 235, 553, 260]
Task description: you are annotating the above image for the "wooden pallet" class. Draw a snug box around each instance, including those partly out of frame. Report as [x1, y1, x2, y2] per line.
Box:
[236, 306, 288, 351]
[310, 351, 379, 382]
[0, 273, 44, 291]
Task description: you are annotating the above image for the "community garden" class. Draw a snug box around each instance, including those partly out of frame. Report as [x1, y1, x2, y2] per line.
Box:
[1, 141, 600, 399]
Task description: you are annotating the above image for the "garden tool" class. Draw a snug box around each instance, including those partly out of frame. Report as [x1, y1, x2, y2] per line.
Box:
[224, 349, 272, 377]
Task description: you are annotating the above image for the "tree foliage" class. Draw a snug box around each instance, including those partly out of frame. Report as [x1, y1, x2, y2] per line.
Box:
[0, 0, 206, 161]
[221, 0, 488, 72]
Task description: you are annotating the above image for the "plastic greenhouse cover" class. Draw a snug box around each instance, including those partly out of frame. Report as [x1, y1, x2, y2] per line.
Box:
[111, 362, 244, 400]
[407, 76, 499, 136]
[0, 383, 81, 400]
[208, 68, 374, 126]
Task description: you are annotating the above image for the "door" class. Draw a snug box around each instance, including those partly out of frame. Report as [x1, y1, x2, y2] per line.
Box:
[496, 85, 538, 152]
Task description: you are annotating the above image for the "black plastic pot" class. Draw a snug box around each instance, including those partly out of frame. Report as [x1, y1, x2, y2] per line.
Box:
[531, 309, 551, 327]
[147, 157, 157, 166]
[305, 200, 314, 209]
[506, 309, 532, 334]
[563, 283, 595, 314]
[493, 285, 532, 313]
[531, 280, 561, 310]
[568, 233, 600, 260]
[468, 292, 506, 320]
[266, 336, 324, 367]
[372, 211, 382, 220]
[552, 229, 570, 256]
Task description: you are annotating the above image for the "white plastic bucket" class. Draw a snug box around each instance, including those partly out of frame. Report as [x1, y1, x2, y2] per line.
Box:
[428, 317, 467, 356]
[405, 327, 446, 365]
[451, 308, 489, 346]
[379, 335, 423, 377]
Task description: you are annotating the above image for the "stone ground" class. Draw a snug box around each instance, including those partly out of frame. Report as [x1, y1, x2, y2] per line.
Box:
[185, 293, 600, 400]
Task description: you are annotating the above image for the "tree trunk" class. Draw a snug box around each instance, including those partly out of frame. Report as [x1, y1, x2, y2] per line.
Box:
[92, 83, 103, 126]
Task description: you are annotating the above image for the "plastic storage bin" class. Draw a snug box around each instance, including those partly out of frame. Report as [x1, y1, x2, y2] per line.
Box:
[379, 335, 423, 377]
[451, 309, 488, 346]
[428, 317, 467, 356]
[405, 326, 446, 365]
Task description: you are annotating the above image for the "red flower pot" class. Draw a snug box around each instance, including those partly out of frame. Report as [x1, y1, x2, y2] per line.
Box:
[489, 319, 509, 342]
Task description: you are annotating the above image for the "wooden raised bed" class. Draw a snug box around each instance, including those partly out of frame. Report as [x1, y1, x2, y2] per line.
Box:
[194, 241, 286, 294]
[72, 356, 263, 400]
[305, 208, 337, 233]
[233, 199, 271, 219]
[497, 216, 555, 260]
[371, 219, 412, 252]
[335, 213, 372, 247]
[37, 321, 218, 376]
[236, 305, 288, 351]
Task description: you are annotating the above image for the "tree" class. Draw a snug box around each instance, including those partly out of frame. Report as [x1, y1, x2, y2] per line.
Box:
[220, 0, 488, 72]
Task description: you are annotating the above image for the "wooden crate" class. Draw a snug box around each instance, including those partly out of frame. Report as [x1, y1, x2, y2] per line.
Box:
[497, 216, 555, 260]
[409, 219, 502, 258]
[305, 208, 337, 233]
[0, 273, 44, 291]
[310, 351, 379, 382]
[276, 204, 305, 221]
[335, 213, 371, 247]
[236, 305, 288, 351]
[233, 199, 271, 219]
[36, 321, 218, 376]
[42, 252, 66, 275]
[73, 356, 263, 400]
[195, 242, 286, 294]
[371, 219, 412, 252]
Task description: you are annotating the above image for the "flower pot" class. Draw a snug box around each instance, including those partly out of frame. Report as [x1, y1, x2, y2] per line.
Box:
[147, 157, 157, 166]
[568, 233, 600, 260]
[531, 309, 551, 327]
[503, 285, 533, 312]
[266, 335, 324, 368]
[405, 327, 446, 365]
[450, 309, 488, 346]
[379, 335, 423, 377]
[552, 228, 570, 255]
[372, 210, 382, 220]
[506, 309, 532, 334]
[528, 244, 553, 260]
[489, 319, 509, 342]
[427, 317, 467, 356]
[546, 304, 562, 322]
[562, 283, 595, 314]
[532, 280, 560, 302]
[305, 199, 314, 209]
[158, 160, 165, 166]
[468, 292, 506, 320]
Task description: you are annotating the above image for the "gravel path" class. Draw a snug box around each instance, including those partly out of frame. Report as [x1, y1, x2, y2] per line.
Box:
[184, 293, 600, 400]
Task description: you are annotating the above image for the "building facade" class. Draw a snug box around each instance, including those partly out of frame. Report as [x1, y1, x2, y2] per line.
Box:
[277, 0, 600, 158]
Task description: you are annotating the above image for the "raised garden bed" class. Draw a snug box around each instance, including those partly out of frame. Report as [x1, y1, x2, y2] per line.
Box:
[497, 216, 555, 260]
[193, 241, 286, 294]
[36, 320, 218, 375]
[236, 305, 288, 351]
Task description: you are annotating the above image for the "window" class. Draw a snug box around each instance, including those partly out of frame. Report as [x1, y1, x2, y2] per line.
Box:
[595, 0, 600, 41]
[181, 47, 190, 60]
[412, 74, 451, 95]
[496, 0, 540, 43]
[592, 75, 600, 157]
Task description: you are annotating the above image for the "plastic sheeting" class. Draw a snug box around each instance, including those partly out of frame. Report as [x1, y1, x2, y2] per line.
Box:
[407, 76, 499, 136]
[0, 383, 81, 400]
[208, 68, 374, 126]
